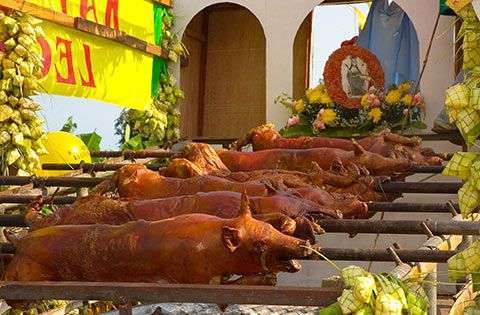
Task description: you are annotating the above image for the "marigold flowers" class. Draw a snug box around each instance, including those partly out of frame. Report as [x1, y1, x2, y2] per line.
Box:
[401, 94, 413, 107]
[277, 79, 425, 135]
[319, 108, 337, 125]
[293, 99, 305, 113]
[368, 108, 382, 123]
[306, 84, 333, 104]
[398, 81, 412, 93]
[385, 89, 402, 105]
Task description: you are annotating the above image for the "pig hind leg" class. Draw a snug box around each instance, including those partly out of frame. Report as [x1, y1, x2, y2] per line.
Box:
[4, 256, 58, 281]
[4, 257, 59, 309]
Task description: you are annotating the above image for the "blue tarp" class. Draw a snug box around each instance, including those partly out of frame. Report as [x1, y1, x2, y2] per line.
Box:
[357, 0, 420, 88]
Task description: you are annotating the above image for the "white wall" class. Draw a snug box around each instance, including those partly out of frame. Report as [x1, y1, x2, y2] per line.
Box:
[173, 0, 458, 132]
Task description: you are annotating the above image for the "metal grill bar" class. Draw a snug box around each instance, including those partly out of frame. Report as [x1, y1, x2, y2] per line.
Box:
[41, 163, 162, 172]
[0, 195, 77, 205]
[0, 195, 460, 215]
[367, 202, 459, 213]
[0, 282, 340, 307]
[0, 243, 458, 263]
[90, 150, 175, 159]
[318, 219, 477, 235]
[0, 176, 105, 188]
[378, 182, 461, 194]
[0, 176, 463, 193]
[40, 163, 447, 174]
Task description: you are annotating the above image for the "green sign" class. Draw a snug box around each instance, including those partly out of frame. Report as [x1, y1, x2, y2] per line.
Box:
[440, 0, 457, 15]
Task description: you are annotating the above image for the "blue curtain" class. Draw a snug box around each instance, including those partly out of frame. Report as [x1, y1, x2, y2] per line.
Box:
[357, 0, 420, 88]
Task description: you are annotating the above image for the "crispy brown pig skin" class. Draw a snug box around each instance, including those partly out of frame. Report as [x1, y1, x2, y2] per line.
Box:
[217, 145, 412, 176]
[6, 195, 312, 284]
[236, 124, 443, 166]
[25, 192, 335, 243]
[100, 164, 270, 199]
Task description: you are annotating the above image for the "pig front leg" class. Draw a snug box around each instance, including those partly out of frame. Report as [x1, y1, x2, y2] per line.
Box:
[252, 213, 296, 236]
[290, 216, 323, 244]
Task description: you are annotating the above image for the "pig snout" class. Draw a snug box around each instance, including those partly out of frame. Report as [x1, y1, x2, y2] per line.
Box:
[267, 239, 313, 273]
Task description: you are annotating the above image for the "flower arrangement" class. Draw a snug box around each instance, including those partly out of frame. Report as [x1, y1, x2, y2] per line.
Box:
[278, 80, 426, 137]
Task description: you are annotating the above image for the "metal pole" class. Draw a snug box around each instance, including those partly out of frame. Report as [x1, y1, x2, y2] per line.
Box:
[317, 219, 480, 235]
[426, 266, 437, 315]
[0, 244, 458, 262]
[377, 182, 461, 194]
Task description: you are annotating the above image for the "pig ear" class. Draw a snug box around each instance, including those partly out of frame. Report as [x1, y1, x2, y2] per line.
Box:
[239, 192, 252, 218]
[222, 226, 241, 253]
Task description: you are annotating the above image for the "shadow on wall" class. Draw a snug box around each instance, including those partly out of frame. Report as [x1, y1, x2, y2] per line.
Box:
[180, 3, 266, 139]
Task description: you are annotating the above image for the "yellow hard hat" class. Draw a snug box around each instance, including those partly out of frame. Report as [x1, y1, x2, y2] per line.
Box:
[34, 131, 92, 177]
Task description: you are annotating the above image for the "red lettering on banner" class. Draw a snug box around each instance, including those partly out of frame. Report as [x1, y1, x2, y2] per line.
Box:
[55, 38, 76, 84]
[60, 0, 67, 14]
[37, 37, 51, 78]
[79, 44, 96, 87]
[105, 0, 119, 30]
[80, 0, 99, 23]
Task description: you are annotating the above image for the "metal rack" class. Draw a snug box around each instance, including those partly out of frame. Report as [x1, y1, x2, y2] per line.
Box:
[0, 134, 470, 314]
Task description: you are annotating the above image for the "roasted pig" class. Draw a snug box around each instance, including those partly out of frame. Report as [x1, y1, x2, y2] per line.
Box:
[5, 195, 312, 285]
[235, 124, 444, 166]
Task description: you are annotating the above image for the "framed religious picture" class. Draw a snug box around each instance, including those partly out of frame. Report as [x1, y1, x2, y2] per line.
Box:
[323, 43, 384, 109]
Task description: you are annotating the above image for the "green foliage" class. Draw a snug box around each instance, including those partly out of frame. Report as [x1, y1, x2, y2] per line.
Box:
[60, 116, 77, 133]
[60, 117, 104, 162]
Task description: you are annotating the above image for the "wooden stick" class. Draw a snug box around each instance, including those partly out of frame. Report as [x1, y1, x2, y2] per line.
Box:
[414, 12, 441, 93]
[0, 282, 341, 307]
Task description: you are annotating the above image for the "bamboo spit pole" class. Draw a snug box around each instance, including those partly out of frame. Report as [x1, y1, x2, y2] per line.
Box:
[317, 219, 480, 235]
[41, 162, 447, 174]
[0, 243, 458, 262]
[0, 176, 463, 193]
[0, 195, 77, 205]
[0, 197, 461, 214]
[0, 282, 341, 307]
[379, 181, 461, 194]
[0, 215, 470, 232]
[90, 150, 176, 159]
[42, 163, 163, 172]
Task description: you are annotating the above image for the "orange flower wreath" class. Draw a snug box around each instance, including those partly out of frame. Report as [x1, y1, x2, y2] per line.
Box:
[323, 43, 384, 109]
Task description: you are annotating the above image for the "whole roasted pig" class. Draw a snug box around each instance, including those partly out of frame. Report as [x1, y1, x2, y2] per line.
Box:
[217, 143, 413, 176]
[5, 195, 312, 285]
[94, 165, 369, 217]
[235, 124, 444, 166]
[92, 164, 270, 199]
[25, 192, 338, 243]
[162, 144, 395, 202]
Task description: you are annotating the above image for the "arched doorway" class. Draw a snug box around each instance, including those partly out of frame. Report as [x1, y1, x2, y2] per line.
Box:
[293, 2, 372, 97]
[180, 3, 266, 139]
[292, 13, 312, 99]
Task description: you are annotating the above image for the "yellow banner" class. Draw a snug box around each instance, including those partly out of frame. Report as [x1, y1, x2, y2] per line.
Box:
[38, 21, 152, 110]
[28, 0, 155, 42]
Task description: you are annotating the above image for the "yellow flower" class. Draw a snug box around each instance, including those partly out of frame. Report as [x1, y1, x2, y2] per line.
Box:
[368, 107, 382, 123]
[361, 94, 370, 108]
[398, 81, 411, 93]
[401, 94, 413, 107]
[319, 93, 333, 104]
[320, 108, 337, 125]
[293, 99, 305, 113]
[306, 84, 332, 104]
[385, 89, 402, 105]
[306, 88, 323, 104]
